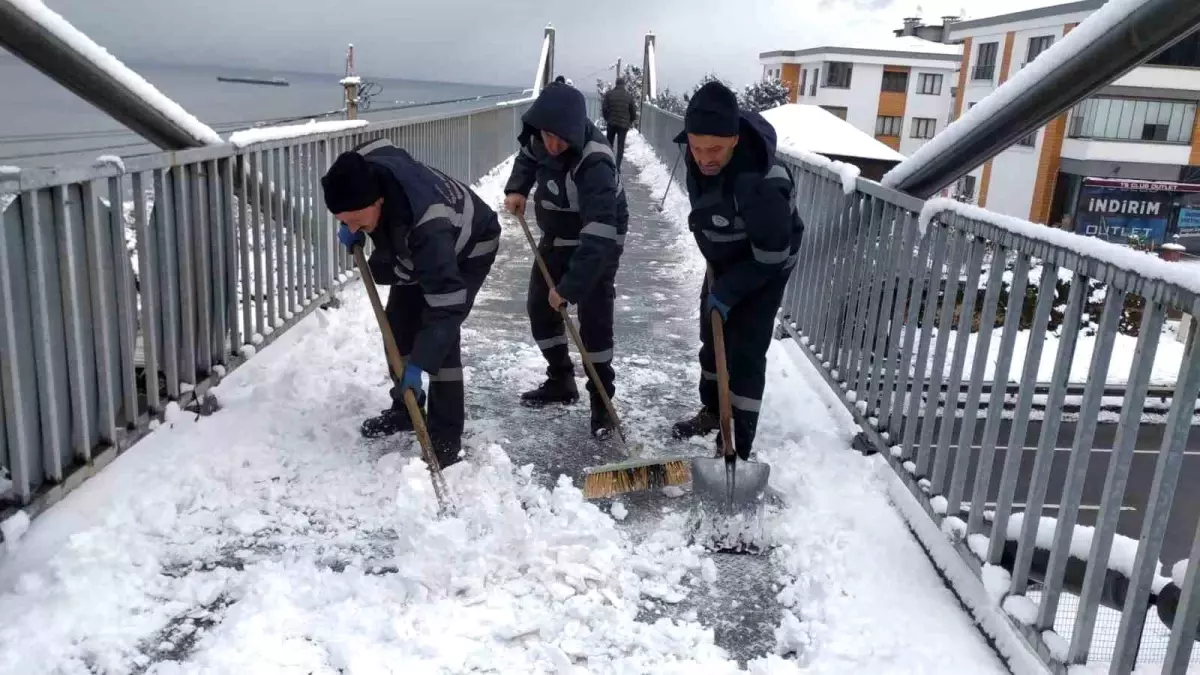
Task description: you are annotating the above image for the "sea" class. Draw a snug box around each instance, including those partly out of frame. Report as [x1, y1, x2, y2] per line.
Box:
[0, 55, 522, 169]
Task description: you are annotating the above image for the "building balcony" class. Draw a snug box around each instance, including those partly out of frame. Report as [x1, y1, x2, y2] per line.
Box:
[1111, 64, 1200, 91]
[970, 65, 994, 82]
[1060, 137, 1193, 165]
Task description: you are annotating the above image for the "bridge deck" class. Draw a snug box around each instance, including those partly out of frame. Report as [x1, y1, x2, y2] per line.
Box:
[0, 132, 1005, 673]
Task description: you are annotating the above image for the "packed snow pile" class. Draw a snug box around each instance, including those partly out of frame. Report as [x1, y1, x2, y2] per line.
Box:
[1001, 513, 1172, 593]
[883, 0, 1157, 189]
[8, 0, 221, 146]
[0, 511, 30, 555]
[228, 119, 369, 148]
[762, 105, 905, 163]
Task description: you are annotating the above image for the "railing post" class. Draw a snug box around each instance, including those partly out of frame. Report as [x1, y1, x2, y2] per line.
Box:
[342, 44, 359, 120]
[543, 24, 556, 90]
[642, 32, 656, 103]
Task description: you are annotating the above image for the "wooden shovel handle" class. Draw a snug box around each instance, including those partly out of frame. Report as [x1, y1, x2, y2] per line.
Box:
[706, 266, 735, 460]
[352, 246, 442, 473]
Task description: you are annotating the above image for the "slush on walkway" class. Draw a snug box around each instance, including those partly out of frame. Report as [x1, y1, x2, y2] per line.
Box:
[0, 132, 1005, 674]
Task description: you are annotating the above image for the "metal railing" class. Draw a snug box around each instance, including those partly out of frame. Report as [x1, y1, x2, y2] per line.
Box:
[0, 99, 531, 519]
[640, 101, 1200, 674]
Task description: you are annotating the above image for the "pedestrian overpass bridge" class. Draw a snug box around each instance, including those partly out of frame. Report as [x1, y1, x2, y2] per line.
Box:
[3, 5, 1200, 674]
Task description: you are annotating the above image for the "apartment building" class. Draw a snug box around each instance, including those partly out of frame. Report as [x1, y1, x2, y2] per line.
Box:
[758, 37, 961, 156]
[947, 0, 1200, 245]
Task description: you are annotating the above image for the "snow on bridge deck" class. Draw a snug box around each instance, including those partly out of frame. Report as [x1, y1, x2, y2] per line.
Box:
[0, 132, 1006, 674]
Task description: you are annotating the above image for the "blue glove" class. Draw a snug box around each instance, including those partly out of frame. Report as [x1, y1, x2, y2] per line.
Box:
[398, 363, 425, 397]
[707, 293, 731, 321]
[337, 223, 365, 251]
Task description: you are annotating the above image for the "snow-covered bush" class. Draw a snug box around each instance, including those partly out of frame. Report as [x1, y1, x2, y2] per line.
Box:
[739, 78, 791, 113]
[652, 88, 685, 115]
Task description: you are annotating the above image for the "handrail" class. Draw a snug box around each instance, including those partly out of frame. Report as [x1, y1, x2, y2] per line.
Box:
[640, 99, 1200, 673]
[2, 96, 534, 194]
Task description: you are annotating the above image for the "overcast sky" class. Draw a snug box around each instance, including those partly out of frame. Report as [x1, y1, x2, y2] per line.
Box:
[46, 0, 1064, 92]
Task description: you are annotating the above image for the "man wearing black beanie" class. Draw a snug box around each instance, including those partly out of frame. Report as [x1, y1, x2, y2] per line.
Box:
[669, 80, 806, 462]
[321, 139, 501, 469]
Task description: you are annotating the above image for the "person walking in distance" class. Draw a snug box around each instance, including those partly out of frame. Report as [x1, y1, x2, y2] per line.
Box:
[670, 81, 805, 460]
[321, 140, 501, 468]
[601, 77, 637, 172]
[502, 82, 629, 439]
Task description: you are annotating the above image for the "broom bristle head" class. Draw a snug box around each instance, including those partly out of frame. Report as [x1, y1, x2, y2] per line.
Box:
[583, 460, 691, 500]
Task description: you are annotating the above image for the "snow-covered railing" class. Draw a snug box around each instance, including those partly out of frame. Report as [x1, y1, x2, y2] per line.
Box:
[640, 100, 1200, 674]
[0, 98, 532, 526]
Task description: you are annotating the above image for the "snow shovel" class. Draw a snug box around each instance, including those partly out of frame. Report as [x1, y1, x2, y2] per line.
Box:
[690, 268, 770, 513]
[510, 212, 691, 500]
[352, 245, 455, 516]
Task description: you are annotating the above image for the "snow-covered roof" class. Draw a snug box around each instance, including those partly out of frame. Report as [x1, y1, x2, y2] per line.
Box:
[761, 35, 961, 61]
[761, 104, 906, 164]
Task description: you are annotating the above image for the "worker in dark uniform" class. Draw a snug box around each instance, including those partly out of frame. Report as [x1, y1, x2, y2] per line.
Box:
[502, 82, 629, 439]
[669, 81, 805, 461]
[321, 140, 501, 468]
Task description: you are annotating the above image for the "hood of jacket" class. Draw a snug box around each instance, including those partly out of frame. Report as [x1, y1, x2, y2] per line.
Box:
[673, 110, 779, 174]
[520, 82, 588, 151]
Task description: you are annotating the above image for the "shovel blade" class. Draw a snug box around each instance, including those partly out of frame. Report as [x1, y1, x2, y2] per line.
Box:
[690, 457, 770, 511]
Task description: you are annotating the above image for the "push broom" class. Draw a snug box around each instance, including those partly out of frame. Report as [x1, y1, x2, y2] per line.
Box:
[511, 213, 692, 500]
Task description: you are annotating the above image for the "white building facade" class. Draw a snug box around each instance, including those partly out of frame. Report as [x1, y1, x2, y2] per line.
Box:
[947, 0, 1200, 246]
[758, 38, 961, 157]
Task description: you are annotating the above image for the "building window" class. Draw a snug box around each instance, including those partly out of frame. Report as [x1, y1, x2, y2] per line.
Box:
[957, 175, 977, 199]
[821, 105, 848, 120]
[917, 73, 943, 95]
[881, 70, 909, 93]
[810, 69, 819, 96]
[911, 117, 937, 139]
[1016, 130, 1037, 146]
[1149, 31, 1200, 68]
[1026, 36, 1055, 66]
[824, 62, 853, 88]
[1068, 97, 1197, 144]
[876, 115, 903, 136]
[800, 69, 807, 96]
[973, 42, 998, 81]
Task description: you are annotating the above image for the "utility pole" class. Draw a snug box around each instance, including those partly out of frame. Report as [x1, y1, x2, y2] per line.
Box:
[341, 44, 359, 120]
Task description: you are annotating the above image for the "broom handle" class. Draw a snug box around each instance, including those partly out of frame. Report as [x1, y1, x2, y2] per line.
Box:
[352, 246, 450, 491]
[514, 212, 627, 448]
[707, 266, 735, 460]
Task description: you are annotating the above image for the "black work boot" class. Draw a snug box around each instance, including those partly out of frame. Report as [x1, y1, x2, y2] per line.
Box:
[520, 375, 579, 407]
[672, 407, 719, 440]
[361, 392, 427, 439]
[430, 436, 463, 469]
[590, 398, 618, 440]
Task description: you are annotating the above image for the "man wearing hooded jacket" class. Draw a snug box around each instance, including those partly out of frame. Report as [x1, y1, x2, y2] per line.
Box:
[670, 81, 805, 461]
[502, 82, 629, 439]
[321, 140, 501, 468]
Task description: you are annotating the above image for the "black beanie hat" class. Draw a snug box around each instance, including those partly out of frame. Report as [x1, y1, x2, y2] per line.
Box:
[684, 81, 740, 137]
[321, 151, 380, 214]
